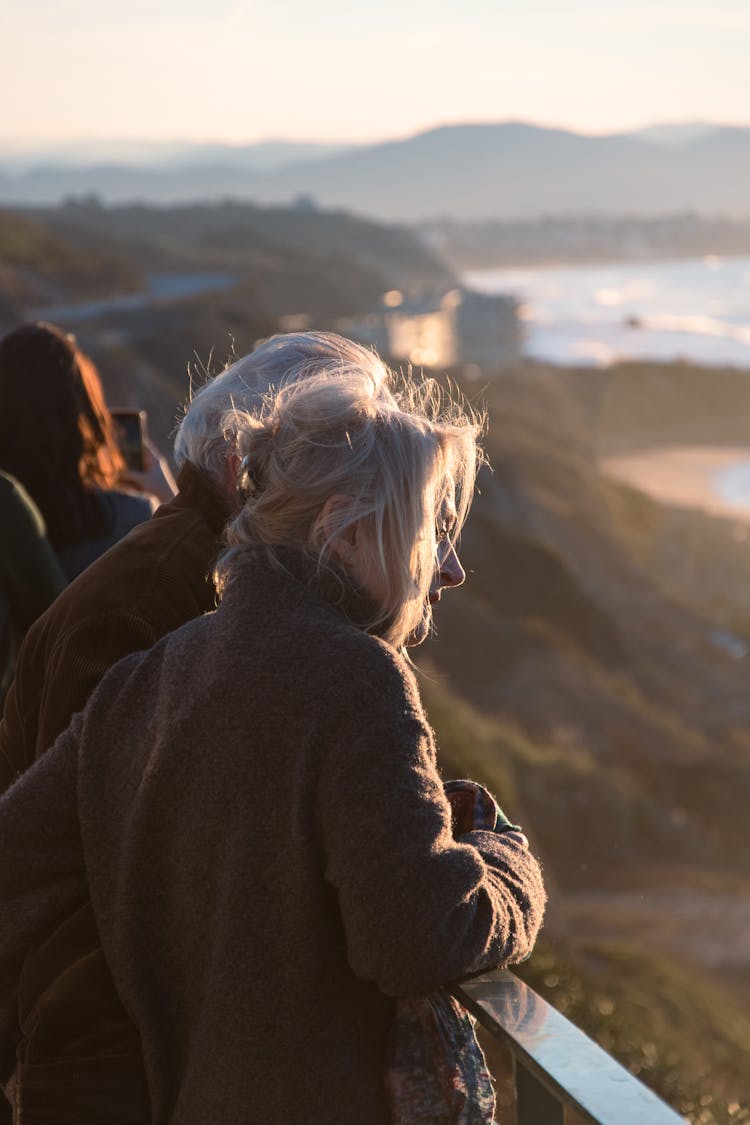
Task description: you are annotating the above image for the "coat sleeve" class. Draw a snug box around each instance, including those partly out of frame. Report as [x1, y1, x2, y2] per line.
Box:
[0, 723, 86, 1084]
[34, 613, 158, 765]
[316, 642, 546, 998]
[0, 610, 158, 794]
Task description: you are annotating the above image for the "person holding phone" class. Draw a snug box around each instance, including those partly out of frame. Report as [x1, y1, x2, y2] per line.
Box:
[0, 322, 175, 581]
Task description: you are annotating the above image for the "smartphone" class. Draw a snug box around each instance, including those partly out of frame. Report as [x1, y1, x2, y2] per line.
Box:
[112, 408, 148, 472]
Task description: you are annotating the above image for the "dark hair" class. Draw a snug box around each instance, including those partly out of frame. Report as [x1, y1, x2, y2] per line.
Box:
[0, 322, 126, 548]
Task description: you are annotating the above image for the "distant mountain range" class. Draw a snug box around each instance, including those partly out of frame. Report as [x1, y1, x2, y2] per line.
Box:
[0, 139, 357, 173]
[2, 122, 750, 221]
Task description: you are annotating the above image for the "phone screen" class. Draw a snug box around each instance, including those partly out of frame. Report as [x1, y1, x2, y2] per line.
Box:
[112, 410, 146, 472]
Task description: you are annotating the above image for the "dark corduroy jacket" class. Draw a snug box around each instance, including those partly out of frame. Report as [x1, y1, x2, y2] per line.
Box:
[0, 462, 229, 788]
[0, 545, 546, 1125]
[0, 462, 230, 1124]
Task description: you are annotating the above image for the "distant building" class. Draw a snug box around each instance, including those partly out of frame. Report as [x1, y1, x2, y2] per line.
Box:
[383, 290, 458, 369]
[452, 289, 523, 369]
[339, 287, 522, 371]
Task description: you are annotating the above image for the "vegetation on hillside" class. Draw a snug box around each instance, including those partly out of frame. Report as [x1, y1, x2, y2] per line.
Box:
[518, 941, 750, 1124]
[422, 675, 750, 1121]
[10, 199, 454, 319]
[421, 367, 750, 844]
[555, 360, 750, 454]
[537, 360, 750, 635]
[411, 363, 750, 1121]
[0, 209, 139, 315]
[421, 214, 750, 269]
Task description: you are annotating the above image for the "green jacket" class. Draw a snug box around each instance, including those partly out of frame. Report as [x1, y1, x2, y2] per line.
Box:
[0, 471, 65, 704]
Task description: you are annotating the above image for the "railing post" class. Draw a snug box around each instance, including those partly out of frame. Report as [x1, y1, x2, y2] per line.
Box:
[515, 1058, 564, 1125]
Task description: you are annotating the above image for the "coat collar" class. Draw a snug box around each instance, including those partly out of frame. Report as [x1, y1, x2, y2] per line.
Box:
[220, 543, 387, 637]
[159, 462, 234, 536]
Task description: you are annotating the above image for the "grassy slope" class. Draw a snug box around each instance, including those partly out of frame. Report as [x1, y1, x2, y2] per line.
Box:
[20, 200, 455, 310]
[420, 367, 750, 870]
[531, 360, 750, 635]
[422, 678, 750, 1124]
[517, 940, 750, 1124]
[0, 210, 140, 315]
[555, 360, 750, 453]
[414, 363, 750, 1122]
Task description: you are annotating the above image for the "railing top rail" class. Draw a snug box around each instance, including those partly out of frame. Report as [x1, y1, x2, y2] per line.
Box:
[451, 969, 685, 1125]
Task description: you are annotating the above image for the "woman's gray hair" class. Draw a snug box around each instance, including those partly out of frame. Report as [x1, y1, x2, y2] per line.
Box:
[174, 331, 393, 488]
[216, 363, 482, 649]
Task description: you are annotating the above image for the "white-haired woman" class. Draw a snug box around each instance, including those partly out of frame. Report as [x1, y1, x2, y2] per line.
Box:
[0, 362, 545, 1124]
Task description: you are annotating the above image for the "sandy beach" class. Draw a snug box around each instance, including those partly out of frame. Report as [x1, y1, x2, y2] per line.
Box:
[600, 445, 750, 521]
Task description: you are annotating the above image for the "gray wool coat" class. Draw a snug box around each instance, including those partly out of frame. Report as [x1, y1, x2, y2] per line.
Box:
[0, 545, 546, 1125]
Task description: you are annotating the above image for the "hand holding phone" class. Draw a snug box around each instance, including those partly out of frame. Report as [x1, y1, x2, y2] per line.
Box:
[112, 409, 147, 472]
[112, 409, 178, 502]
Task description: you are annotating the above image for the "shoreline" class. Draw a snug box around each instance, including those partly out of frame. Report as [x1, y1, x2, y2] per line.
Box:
[463, 255, 750, 370]
[600, 445, 750, 521]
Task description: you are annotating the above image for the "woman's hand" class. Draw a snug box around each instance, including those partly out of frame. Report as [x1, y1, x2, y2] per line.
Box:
[121, 437, 178, 503]
[444, 778, 524, 840]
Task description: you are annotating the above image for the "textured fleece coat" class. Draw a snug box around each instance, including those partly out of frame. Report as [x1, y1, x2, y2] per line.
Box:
[0, 545, 546, 1125]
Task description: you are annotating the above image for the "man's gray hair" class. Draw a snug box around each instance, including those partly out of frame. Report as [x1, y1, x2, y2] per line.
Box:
[174, 331, 391, 488]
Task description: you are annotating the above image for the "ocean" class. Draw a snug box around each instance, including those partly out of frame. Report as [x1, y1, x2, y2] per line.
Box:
[463, 255, 750, 369]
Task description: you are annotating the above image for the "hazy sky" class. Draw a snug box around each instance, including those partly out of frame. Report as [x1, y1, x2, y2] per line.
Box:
[4, 0, 750, 148]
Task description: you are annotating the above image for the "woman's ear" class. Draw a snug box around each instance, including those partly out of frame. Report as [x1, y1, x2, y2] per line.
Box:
[320, 500, 384, 603]
[320, 496, 359, 567]
[225, 451, 243, 508]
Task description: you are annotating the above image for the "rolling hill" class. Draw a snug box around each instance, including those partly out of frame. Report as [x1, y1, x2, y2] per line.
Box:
[3, 122, 750, 220]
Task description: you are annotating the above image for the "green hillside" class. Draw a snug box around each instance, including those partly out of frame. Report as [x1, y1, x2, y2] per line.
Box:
[412, 363, 750, 1122]
[17, 198, 454, 316]
[556, 359, 750, 453]
[421, 367, 750, 869]
[422, 675, 750, 1121]
[517, 941, 750, 1124]
[0, 209, 139, 315]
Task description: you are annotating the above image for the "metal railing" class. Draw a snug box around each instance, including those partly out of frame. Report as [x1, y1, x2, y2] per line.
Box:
[451, 969, 686, 1125]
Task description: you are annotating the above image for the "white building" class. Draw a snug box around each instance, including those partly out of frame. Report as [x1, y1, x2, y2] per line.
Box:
[340, 287, 522, 371]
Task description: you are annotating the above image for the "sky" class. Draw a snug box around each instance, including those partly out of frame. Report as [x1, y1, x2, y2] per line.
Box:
[3, 0, 750, 149]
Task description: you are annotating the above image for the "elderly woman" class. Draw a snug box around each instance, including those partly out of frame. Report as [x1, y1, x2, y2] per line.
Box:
[0, 358, 545, 1123]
